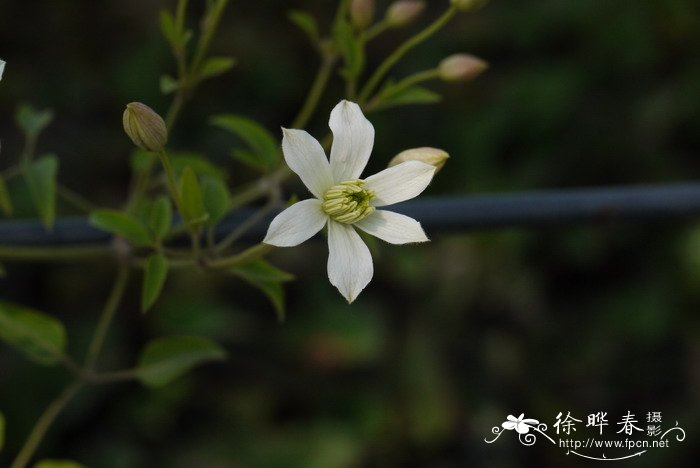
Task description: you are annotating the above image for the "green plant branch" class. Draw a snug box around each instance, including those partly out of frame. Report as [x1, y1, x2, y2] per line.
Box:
[292, 53, 338, 129]
[365, 68, 440, 112]
[84, 263, 130, 370]
[358, 5, 458, 103]
[215, 197, 281, 254]
[10, 380, 84, 468]
[362, 20, 390, 42]
[57, 184, 97, 213]
[206, 243, 274, 270]
[190, 0, 230, 75]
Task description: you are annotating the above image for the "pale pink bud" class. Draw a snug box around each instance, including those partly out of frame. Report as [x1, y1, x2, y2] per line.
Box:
[386, 1, 426, 28]
[350, 0, 375, 29]
[438, 54, 488, 82]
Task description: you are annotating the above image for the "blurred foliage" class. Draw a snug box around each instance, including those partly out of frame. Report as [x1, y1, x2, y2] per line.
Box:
[2, 0, 700, 466]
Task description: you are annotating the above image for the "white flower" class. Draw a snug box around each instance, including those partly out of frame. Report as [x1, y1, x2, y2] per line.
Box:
[263, 100, 436, 303]
[502, 414, 539, 434]
[0, 59, 5, 81]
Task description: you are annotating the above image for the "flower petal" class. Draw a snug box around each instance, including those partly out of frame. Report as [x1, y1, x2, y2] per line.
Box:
[327, 221, 373, 303]
[282, 128, 334, 198]
[515, 423, 530, 434]
[329, 100, 375, 181]
[365, 161, 436, 207]
[502, 422, 517, 430]
[263, 199, 327, 247]
[354, 210, 428, 244]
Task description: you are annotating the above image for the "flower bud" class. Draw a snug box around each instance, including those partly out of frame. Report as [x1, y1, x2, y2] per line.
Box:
[350, 0, 375, 29]
[122, 102, 168, 152]
[450, 0, 485, 11]
[386, 1, 426, 28]
[438, 54, 488, 82]
[389, 147, 449, 173]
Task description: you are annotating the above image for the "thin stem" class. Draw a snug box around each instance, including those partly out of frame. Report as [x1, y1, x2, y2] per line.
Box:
[214, 200, 279, 254]
[292, 54, 338, 129]
[365, 68, 440, 112]
[363, 20, 390, 42]
[88, 368, 138, 385]
[0, 245, 112, 263]
[190, 0, 230, 74]
[157, 151, 185, 219]
[20, 135, 37, 168]
[175, 0, 189, 36]
[85, 264, 130, 370]
[228, 167, 291, 210]
[165, 91, 186, 131]
[57, 184, 97, 213]
[10, 380, 83, 468]
[358, 5, 458, 103]
[206, 243, 273, 270]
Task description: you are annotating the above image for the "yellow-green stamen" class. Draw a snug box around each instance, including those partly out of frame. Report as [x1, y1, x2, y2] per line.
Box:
[322, 179, 375, 224]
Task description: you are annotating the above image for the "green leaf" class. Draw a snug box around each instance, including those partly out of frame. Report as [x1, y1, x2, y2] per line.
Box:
[0, 411, 5, 453]
[179, 166, 208, 226]
[149, 196, 172, 241]
[159, 10, 178, 48]
[233, 259, 295, 283]
[231, 260, 294, 321]
[160, 74, 179, 94]
[202, 177, 231, 224]
[288, 10, 319, 45]
[210, 115, 279, 170]
[142, 254, 169, 313]
[199, 57, 237, 80]
[89, 209, 152, 247]
[0, 175, 13, 216]
[34, 460, 85, 468]
[334, 17, 365, 80]
[24, 155, 58, 230]
[230, 149, 268, 171]
[0, 301, 67, 366]
[136, 336, 226, 387]
[15, 105, 54, 138]
[376, 85, 442, 110]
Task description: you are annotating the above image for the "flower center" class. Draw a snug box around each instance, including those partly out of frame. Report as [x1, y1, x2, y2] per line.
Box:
[322, 179, 376, 224]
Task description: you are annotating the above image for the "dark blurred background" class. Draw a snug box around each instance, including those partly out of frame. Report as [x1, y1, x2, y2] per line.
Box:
[1, 0, 700, 466]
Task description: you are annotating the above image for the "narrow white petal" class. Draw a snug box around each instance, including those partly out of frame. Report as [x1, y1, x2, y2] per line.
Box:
[263, 199, 327, 247]
[282, 128, 334, 198]
[0, 59, 5, 80]
[365, 160, 436, 207]
[327, 221, 373, 303]
[329, 100, 375, 181]
[354, 210, 428, 244]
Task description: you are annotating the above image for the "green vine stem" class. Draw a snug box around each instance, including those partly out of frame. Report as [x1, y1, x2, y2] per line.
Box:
[358, 5, 458, 103]
[10, 380, 84, 468]
[85, 264, 130, 370]
[365, 68, 440, 112]
[10, 264, 130, 468]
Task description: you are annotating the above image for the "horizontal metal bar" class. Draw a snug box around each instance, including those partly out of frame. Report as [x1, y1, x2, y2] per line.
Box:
[1, 182, 700, 246]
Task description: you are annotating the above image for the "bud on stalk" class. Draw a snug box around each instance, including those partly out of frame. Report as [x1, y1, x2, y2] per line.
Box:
[122, 102, 168, 152]
[389, 147, 449, 172]
[386, 1, 426, 28]
[350, 0, 375, 29]
[438, 54, 488, 82]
